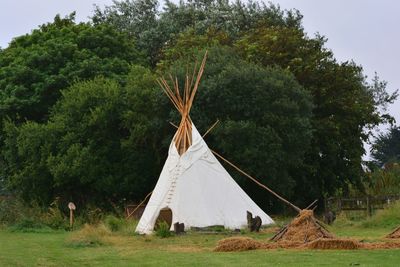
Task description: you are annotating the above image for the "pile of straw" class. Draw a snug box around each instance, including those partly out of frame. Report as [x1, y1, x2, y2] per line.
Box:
[214, 237, 266, 252]
[271, 210, 333, 243]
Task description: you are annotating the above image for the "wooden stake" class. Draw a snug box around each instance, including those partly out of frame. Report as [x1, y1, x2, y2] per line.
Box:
[202, 119, 220, 138]
[68, 202, 76, 230]
[127, 190, 153, 219]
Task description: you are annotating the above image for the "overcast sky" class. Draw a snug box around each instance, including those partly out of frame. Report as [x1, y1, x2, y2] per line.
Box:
[1, 0, 399, 155]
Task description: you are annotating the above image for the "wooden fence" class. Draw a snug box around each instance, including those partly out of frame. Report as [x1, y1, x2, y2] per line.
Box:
[325, 195, 400, 216]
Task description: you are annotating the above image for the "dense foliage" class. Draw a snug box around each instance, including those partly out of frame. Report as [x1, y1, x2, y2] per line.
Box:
[0, 12, 143, 124]
[371, 126, 400, 167]
[0, 0, 397, 212]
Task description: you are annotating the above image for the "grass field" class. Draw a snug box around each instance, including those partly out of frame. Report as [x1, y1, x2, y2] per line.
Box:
[1, 223, 400, 267]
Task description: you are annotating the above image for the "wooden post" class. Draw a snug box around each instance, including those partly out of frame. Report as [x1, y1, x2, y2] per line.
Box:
[68, 202, 76, 230]
[366, 196, 371, 217]
[337, 198, 342, 213]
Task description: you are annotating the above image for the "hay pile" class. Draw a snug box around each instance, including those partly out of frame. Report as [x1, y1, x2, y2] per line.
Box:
[386, 226, 400, 238]
[271, 210, 333, 243]
[214, 210, 400, 252]
[306, 238, 360, 250]
[214, 237, 266, 252]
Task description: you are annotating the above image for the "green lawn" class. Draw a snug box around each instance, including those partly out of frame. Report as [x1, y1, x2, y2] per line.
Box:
[0, 225, 399, 267]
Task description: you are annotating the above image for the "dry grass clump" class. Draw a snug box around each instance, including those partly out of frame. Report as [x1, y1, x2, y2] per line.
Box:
[66, 224, 111, 247]
[214, 237, 266, 252]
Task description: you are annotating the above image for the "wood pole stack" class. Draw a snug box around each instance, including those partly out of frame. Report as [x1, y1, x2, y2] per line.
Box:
[157, 51, 208, 155]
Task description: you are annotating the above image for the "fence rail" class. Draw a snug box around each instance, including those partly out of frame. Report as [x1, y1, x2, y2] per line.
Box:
[325, 195, 400, 216]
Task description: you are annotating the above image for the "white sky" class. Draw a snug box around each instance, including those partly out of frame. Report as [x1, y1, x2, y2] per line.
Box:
[1, 0, 399, 156]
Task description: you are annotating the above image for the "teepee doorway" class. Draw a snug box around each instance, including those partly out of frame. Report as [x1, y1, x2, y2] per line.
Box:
[154, 207, 173, 230]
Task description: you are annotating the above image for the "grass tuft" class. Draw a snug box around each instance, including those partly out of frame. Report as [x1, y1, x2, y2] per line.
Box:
[155, 221, 172, 238]
[66, 224, 111, 247]
[8, 218, 53, 233]
[362, 201, 400, 228]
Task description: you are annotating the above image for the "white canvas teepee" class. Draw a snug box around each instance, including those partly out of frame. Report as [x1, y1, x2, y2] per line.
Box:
[135, 53, 273, 234]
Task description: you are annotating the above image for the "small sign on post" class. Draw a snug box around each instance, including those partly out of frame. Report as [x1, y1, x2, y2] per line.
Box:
[68, 202, 76, 230]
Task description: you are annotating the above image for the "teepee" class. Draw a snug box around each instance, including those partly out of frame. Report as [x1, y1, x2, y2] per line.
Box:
[135, 53, 273, 234]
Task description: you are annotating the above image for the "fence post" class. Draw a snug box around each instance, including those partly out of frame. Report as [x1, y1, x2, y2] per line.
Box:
[337, 198, 342, 213]
[366, 196, 372, 217]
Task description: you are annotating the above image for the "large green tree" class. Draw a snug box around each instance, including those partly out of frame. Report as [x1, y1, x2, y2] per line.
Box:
[0, 13, 144, 124]
[371, 126, 400, 167]
[235, 25, 397, 202]
[2, 68, 164, 207]
[92, 0, 301, 66]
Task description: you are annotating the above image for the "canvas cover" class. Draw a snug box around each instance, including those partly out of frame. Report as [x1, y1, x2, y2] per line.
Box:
[135, 124, 274, 234]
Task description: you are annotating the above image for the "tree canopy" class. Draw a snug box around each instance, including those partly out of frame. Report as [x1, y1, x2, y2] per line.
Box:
[371, 126, 400, 167]
[0, 13, 144, 124]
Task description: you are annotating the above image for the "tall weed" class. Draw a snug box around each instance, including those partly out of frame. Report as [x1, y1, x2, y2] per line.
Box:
[362, 201, 400, 228]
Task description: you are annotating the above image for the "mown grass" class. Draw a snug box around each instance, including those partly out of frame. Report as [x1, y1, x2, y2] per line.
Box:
[1, 221, 400, 267]
[1, 203, 400, 266]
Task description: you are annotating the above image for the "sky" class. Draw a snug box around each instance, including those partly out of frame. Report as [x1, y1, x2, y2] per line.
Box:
[1, 0, 399, 156]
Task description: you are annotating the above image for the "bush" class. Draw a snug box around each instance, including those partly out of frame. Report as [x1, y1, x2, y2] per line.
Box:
[105, 215, 123, 232]
[40, 199, 68, 230]
[0, 197, 68, 230]
[9, 218, 51, 233]
[155, 221, 172, 238]
[0, 197, 26, 225]
[362, 201, 400, 228]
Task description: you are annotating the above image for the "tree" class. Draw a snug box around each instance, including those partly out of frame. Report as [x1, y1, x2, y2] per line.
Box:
[164, 46, 313, 211]
[371, 126, 400, 167]
[2, 68, 164, 207]
[0, 13, 144, 124]
[92, 0, 302, 66]
[234, 23, 397, 204]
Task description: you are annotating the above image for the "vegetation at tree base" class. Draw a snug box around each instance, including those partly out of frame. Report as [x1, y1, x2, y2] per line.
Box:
[0, 0, 398, 212]
[2, 203, 400, 266]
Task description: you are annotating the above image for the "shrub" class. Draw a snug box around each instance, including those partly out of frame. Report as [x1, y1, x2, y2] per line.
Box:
[105, 215, 123, 232]
[41, 199, 68, 230]
[0, 197, 26, 225]
[155, 221, 172, 238]
[9, 218, 51, 233]
[103, 215, 138, 235]
[362, 201, 400, 228]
